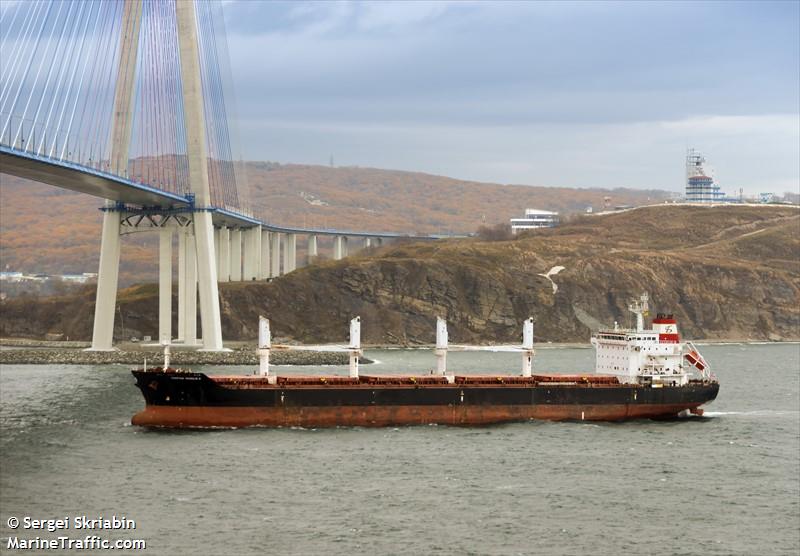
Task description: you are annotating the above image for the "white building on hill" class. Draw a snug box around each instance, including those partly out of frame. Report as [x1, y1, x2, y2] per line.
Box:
[510, 209, 559, 234]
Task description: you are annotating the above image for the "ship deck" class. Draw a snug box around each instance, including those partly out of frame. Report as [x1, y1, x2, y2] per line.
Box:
[187, 372, 624, 388]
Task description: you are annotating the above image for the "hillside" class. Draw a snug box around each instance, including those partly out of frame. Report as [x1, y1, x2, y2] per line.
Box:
[2, 205, 797, 344]
[0, 163, 668, 284]
[243, 162, 668, 233]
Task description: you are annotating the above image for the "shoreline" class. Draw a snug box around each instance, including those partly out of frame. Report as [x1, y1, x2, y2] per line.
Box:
[0, 337, 796, 366]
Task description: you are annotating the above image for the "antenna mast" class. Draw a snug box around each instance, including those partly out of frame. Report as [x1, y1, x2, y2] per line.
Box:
[628, 293, 649, 331]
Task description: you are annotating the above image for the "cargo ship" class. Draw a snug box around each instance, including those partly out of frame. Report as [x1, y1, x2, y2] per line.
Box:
[131, 294, 718, 428]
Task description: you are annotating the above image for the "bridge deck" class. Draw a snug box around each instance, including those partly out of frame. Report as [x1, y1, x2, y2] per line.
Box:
[0, 146, 455, 240]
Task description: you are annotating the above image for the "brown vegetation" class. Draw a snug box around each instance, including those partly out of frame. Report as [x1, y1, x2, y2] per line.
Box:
[2, 205, 797, 344]
[476, 223, 513, 241]
[1, 163, 668, 284]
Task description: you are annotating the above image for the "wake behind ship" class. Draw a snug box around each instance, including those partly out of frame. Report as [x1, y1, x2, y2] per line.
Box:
[131, 294, 719, 428]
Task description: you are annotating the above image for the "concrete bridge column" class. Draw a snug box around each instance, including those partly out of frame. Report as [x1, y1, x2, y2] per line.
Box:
[184, 233, 198, 345]
[270, 233, 281, 277]
[333, 235, 346, 260]
[241, 228, 252, 280]
[375, 237, 383, 247]
[253, 227, 262, 279]
[308, 234, 318, 263]
[254, 228, 262, 277]
[177, 0, 222, 351]
[243, 227, 261, 281]
[214, 228, 220, 275]
[89, 205, 121, 350]
[158, 229, 172, 344]
[260, 230, 271, 279]
[364, 237, 372, 249]
[177, 231, 186, 341]
[283, 233, 296, 273]
[89, 0, 141, 351]
[218, 226, 230, 282]
[230, 229, 242, 281]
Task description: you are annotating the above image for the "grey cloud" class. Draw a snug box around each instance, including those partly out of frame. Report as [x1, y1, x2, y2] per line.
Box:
[221, 1, 799, 194]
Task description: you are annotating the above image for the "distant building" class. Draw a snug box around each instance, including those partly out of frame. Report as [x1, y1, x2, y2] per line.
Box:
[0, 271, 97, 284]
[686, 148, 725, 203]
[60, 273, 97, 283]
[510, 209, 559, 234]
[0, 271, 23, 282]
[0, 272, 46, 282]
[759, 192, 775, 204]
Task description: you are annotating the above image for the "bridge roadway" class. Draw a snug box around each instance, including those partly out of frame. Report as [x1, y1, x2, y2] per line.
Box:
[0, 145, 453, 241]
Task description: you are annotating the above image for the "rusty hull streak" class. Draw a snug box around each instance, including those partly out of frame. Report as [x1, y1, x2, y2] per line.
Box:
[131, 403, 704, 428]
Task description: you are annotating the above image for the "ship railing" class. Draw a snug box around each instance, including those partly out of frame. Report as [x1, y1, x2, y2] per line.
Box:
[434, 317, 535, 381]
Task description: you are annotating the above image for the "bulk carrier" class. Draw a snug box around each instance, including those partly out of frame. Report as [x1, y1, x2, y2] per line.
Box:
[131, 294, 718, 428]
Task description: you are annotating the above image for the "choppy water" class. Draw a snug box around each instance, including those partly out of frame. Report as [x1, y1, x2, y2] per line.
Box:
[1, 344, 798, 555]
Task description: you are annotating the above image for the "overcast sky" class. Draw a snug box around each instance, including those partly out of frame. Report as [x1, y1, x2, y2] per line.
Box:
[220, 1, 799, 195]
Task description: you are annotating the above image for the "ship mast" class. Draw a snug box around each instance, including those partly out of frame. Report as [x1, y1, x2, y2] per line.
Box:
[627, 293, 649, 331]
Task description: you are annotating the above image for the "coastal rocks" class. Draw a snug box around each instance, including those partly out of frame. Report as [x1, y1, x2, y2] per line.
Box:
[0, 347, 362, 366]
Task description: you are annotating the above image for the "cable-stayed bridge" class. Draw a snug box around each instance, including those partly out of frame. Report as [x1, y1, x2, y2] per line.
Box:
[0, 0, 450, 351]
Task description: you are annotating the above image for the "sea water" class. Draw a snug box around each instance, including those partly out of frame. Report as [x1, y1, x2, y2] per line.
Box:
[1, 344, 798, 555]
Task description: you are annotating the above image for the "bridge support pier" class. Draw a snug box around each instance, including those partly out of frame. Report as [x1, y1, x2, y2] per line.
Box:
[271, 233, 281, 277]
[308, 234, 318, 263]
[159, 229, 172, 344]
[260, 230, 271, 279]
[183, 233, 198, 345]
[176, 0, 223, 350]
[193, 212, 222, 350]
[243, 227, 260, 281]
[364, 237, 372, 249]
[241, 228, 251, 280]
[177, 231, 186, 341]
[214, 228, 220, 278]
[283, 233, 296, 273]
[89, 205, 121, 350]
[333, 236, 348, 260]
[230, 229, 242, 281]
[218, 226, 230, 282]
[214, 228, 220, 275]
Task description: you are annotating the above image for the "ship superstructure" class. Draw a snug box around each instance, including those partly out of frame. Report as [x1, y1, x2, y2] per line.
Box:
[591, 293, 710, 386]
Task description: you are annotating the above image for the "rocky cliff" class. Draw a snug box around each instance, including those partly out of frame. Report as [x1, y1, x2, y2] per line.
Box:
[1, 205, 797, 343]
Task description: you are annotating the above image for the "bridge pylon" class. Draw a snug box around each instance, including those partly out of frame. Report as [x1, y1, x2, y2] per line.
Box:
[89, 0, 225, 351]
[88, 0, 142, 351]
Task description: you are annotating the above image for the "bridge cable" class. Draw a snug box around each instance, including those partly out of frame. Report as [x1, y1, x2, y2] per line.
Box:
[60, 0, 100, 161]
[0, 0, 54, 142]
[10, 0, 67, 150]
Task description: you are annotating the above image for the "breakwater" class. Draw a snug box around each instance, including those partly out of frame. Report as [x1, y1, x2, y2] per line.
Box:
[0, 345, 367, 366]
